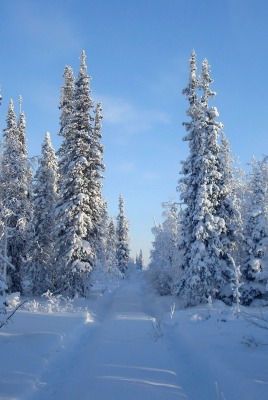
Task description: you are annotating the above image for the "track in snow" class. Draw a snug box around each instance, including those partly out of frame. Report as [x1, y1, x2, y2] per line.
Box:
[29, 275, 187, 400]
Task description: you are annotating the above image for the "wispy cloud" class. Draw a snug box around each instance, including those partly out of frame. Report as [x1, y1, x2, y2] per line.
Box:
[97, 94, 171, 137]
[141, 55, 189, 98]
[141, 171, 163, 181]
[113, 162, 136, 174]
[8, 2, 81, 59]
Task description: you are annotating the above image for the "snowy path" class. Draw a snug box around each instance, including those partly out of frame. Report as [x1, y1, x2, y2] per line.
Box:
[28, 277, 186, 400]
[2, 274, 268, 400]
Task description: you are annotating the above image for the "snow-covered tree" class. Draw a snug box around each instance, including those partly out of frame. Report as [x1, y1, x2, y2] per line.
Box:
[231, 262, 243, 315]
[0, 100, 19, 289]
[89, 102, 105, 257]
[24, 132, 59, 294]
[261, 156, 268, 222]
[57, 65, 75, 166]
[106, 217, 120, 276]
[150, 201, 181, 270]
[17, 101, 34, 287]
[55, 51, 98, 296]
[178, 56, 237, 306]
[0, 207, 13, 284]
[0, 93, 8, 323]
[0, 99, 32, 292]
[219, 133, 243, 254]
[95, 199, 111, 272]
[176, 50, 204, 278]
[55, 65, 75, 293]
[217, 132, 244, 301]
[116, 195, 130, 274]
[231, 162, 248, 265]
[93, 199, 122, 279]
[241, 160, 268, 304]
[149, 200, 181, 295]
[136, 250, 143, 270]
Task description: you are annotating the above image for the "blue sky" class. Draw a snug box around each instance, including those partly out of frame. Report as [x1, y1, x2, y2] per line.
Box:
[1, 0, 268, 265]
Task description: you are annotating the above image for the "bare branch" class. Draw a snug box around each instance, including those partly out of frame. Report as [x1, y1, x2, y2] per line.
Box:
[0, 300, 28, 329]
[240, 309, 268, 331]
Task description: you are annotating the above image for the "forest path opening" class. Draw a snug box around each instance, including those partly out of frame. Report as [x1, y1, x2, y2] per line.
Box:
[29, 273, 187, 400]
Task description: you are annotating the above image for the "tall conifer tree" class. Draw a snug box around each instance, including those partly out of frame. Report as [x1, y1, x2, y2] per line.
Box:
[150, 200, 181, 295]
[57, 66, 75, 171]
[116, 195, 130, 274]
[178, 55, 238, 305]
[242, 161, 268, 303]
[177, 51, 203, 274]
[0, 99, 32, 292]
[176, 51, 204, 301]
[55, 51, 98, 296]
[90, 102, 105, 258]
[0, 91, 8, 321]
[24, 133, 58, 294]
[218, 132, 243, 298]
[106, 217, 119, 275]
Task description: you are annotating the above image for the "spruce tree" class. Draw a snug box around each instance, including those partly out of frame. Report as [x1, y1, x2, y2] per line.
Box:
[0, 99, 18, 290]
[218, 132, 244, 300]
[150, 201, 180, 271]
[106, 217, 119, 276]
[24, 133, 59, 294]
[136, 250, 143, 270]
[116, 195, 130, 274]
[95, 198, 110, 272]
[55, 51, 97, 296]
[0, 99, 32, 292]
[57, 65, 75, 170]
[150, 200, 181, 295]
[242, 161, 268, 304]
[90, 102, 105, 258]
[261, 156, 268, 223]
[176, 51, 205, 302]
[178, 56, 237, 305]
[55, 65, 75, 293]
[177, 51, 203, 276]
[0, 91, 8, 322]
[17, 100, 33, 280]
[196, 59, 236, 300]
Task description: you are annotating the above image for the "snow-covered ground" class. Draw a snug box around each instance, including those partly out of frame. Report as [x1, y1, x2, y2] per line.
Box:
[0, 270, 268, 400]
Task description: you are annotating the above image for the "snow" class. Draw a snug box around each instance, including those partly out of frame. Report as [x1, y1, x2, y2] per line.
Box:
[1, 270, 268, 400]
